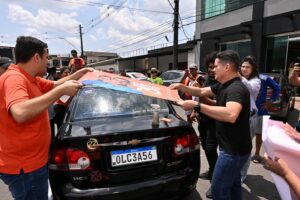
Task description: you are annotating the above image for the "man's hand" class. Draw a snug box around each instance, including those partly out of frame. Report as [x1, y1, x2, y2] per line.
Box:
[263, 153, 290, 178]
[59, 80, 83, 96]
[169, 83, 184, 91]
[72, 67, 94, 80]
[283, 123, 300, 143]
[292, 65, 300, 76]
[176, 100, 198, 111]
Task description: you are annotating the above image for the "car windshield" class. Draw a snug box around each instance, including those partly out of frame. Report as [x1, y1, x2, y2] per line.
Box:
[161, 71, 182, 80]
[72, 87, 170, 121]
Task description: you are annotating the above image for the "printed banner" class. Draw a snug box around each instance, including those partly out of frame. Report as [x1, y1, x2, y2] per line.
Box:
[262, 116, 300, 200]
[79, 71, 181, 102]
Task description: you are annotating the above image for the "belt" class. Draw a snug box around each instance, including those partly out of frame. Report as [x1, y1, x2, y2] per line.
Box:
[250, 110, 256, 117]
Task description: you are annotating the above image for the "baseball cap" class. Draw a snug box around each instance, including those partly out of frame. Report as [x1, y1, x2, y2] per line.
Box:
[150, 67, 158, 73]
[189, 63, 198, 69]
[0, 57, 13, 69]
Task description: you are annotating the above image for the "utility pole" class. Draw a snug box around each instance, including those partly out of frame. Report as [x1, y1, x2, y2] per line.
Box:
[79, 24, 84, 58]
[173, 0, 179, 70]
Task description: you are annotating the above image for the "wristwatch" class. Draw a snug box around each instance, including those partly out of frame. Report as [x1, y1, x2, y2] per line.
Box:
[194, 102, 201, 114]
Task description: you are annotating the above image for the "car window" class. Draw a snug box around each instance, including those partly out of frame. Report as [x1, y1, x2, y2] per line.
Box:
[161, 72, 182, 80]
[72, 87, 170, 121]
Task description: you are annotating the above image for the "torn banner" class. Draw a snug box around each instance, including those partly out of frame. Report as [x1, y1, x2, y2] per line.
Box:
[79, 71, 181, 102]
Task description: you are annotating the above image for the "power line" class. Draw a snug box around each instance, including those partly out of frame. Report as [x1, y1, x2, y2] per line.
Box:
[84, 0, 128, 34]
[53, 0, 173, 14]
[167, 0, 174, 10]
[104, 28, 173, 52]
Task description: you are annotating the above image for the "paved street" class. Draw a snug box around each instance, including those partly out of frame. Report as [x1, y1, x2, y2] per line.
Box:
[1, 99, 299, 200]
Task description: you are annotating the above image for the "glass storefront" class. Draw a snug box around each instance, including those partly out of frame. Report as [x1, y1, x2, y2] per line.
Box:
[265, 36, 288, 73]
[265, 34, 300, 74]
[219, 40, 251, 61]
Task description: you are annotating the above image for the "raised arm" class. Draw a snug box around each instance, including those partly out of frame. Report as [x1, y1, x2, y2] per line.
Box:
[53, 67, 94, 88]
[177, 100, 242, 123]
[289, 65, 300, 87]
[169, 83, 215, 98]
[9, 80, 82, 123]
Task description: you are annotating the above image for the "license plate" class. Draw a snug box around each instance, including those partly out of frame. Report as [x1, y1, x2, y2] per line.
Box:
[111, 146, 158, 167]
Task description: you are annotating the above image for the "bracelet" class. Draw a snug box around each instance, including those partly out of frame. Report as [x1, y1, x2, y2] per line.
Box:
[194, 102, 201, 113]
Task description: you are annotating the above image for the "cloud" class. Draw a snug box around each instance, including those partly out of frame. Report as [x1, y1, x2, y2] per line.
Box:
[89, 34, 97, 41]
[8, 4, 80, 34]
[0, 0, 89, 10]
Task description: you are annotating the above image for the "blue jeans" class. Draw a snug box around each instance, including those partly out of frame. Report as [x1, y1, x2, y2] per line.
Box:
[211, 150, 250, 200]
[0, 164, 48, 200]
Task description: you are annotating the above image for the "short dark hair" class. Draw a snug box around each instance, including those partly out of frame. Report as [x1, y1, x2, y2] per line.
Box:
[71, 49, 77, 54]
[242, 56, 260, 80]
[204, 51, 217, 67]
[216, 50, 240, 71]
[15, 36, 48, 64]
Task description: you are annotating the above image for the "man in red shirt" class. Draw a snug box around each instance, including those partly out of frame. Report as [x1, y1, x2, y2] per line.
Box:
[0, 36, 92, 200]
[68, 49, 85, 73]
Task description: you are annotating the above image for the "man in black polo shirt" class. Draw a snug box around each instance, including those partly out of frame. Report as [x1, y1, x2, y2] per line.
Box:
[170, 50, 251, 200]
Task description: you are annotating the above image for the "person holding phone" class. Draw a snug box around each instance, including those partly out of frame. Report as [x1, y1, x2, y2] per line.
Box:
[68, 49, 85, 73]
[289, 59, 300, 86]
[289, 59, 300, 131]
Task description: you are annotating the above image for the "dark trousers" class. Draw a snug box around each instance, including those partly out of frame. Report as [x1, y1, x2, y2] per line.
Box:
[198, 118, 218, 174]
[0, 165, 48, 200]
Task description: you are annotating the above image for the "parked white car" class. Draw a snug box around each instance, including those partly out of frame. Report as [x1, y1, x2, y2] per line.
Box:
[126, 72, 148, 81]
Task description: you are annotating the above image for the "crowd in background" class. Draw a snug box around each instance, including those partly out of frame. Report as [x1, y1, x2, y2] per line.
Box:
[0, 36, 299, 200]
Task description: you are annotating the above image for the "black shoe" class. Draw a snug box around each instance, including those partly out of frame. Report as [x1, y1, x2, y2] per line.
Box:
[206, 186, 213, 199]
[199, 170, 212, 180]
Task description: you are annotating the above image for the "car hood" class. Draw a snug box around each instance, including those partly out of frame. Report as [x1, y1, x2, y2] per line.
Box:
[63, 114, 188, 137]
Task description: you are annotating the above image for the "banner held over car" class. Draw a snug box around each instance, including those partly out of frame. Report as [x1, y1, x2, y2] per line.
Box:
[79, 70, 181, 102]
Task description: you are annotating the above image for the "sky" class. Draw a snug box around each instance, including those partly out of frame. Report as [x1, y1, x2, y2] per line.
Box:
[0, 0, 196, 56]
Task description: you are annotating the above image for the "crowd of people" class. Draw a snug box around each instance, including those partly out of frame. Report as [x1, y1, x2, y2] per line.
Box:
[169, 50, 300, 199]
[0, 35, 299, 200]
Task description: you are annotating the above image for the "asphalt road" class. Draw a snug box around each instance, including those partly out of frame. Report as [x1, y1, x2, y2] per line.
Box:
[1, 101, 299, 200]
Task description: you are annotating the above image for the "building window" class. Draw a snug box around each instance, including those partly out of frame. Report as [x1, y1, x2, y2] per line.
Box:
[52, 59, 60, 67]
[203, 0, 225, 19]
[202, 0, 254, 19]
[266, 36, 288, 73]
[220, 40, 251, 62]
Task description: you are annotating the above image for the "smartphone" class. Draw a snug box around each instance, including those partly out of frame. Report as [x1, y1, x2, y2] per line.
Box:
[293, 57, 300, 66]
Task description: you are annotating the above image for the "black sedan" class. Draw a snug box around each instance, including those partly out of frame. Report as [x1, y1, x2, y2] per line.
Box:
[49, 86, 200, 200]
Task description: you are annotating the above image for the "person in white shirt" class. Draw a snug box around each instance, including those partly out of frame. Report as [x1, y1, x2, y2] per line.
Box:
[239, 56, 261, 183]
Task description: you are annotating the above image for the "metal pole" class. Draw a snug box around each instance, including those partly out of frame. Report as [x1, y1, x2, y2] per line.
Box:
[79, 24, 84, 58]
[173, 0, 179, 70]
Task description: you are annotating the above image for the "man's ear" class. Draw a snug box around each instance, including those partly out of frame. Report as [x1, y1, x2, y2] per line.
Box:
[33, 53, 40, 63]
